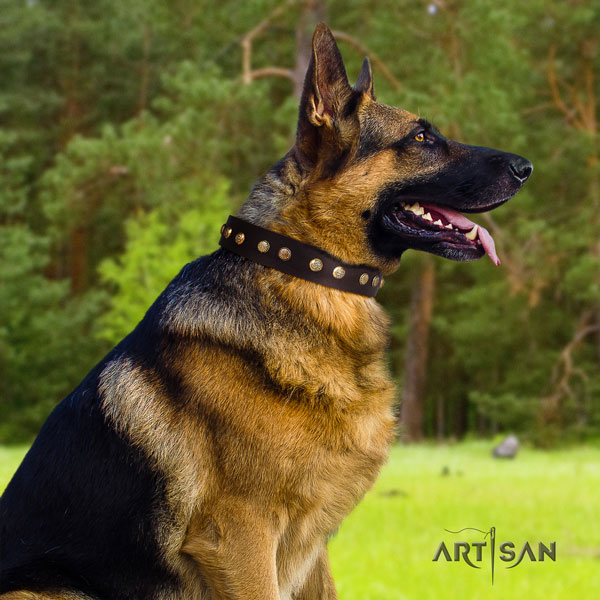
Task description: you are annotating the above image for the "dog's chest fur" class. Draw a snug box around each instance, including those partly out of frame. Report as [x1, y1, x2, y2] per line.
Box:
[100, 253, 396, 595]
[178, 336, 395, 596]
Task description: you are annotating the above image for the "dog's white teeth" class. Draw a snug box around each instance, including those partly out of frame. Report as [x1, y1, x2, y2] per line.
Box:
[445, 223, 453, 229]
[465, 225, 478, 240]
[423, 212, 433, 222]
[433, 219, 443, 227]
[403, 202, 425, 216]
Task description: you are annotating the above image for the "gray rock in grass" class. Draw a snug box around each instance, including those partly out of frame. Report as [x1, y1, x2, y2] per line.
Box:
[492, 434, 520, 459]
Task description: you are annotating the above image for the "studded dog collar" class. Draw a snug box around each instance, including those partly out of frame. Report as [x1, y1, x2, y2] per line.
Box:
[219, 216, 383, 297]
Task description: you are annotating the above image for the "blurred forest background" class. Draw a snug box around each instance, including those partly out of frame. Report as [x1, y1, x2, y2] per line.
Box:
[0, 0, 598, 445]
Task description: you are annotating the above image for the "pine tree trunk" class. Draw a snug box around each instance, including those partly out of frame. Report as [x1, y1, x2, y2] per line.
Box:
[137, 25, 152, 117]
[400, 258, 436, 442]
[590, 154, 600, 371]
[293, 1, 327, 99]
[454, 395, 469, 439]
[69, 225, 86, 295]
[436, 393, 445, 441]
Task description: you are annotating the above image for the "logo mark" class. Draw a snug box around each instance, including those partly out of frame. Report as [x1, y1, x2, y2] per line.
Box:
[433, 526, 556, 585]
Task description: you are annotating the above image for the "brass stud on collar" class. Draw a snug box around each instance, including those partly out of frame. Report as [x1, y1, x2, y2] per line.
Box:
[359, 273, 369, 285]
[333, 266, 346, 279]
[224, 227, 232, 238]
[257, 240, 270, 253]
[278, 247, 291, 261]
[372, 276, 380, 287]
[309, 258, 323, 272]
[235, 232, 245, 245]
[220, 224, 226, 234]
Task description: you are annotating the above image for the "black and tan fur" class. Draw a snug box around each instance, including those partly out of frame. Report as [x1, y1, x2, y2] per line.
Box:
[0, 24, 531, 600]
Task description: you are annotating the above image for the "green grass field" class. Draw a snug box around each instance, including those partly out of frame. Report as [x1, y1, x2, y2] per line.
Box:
[2, 441, 599, 598]
[329, 441, 600, 600]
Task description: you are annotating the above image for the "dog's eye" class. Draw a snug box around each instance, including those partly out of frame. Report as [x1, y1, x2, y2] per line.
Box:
[414, 132, 425, 142]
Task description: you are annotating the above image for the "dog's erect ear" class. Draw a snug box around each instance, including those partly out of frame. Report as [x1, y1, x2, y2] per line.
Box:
[296, 23, 357, 163]
[354, 57, 374, 99]
[303, 23, 353, 127]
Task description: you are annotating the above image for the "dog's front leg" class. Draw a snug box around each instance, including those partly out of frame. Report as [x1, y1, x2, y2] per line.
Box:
[293, 547, 338, 600]
[182, 503, 279, 600]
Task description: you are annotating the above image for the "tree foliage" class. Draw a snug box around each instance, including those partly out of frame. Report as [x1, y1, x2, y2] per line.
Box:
[0, 0, 598, 444]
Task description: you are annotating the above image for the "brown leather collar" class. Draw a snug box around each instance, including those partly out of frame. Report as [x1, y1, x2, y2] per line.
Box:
[219, 216, 383, 297]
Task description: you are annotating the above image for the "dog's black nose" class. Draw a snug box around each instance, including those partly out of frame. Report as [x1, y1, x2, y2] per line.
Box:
[509, 156, 533, 184]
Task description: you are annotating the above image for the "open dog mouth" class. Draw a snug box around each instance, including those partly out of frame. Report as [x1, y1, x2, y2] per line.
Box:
[385, 200, 501, 265]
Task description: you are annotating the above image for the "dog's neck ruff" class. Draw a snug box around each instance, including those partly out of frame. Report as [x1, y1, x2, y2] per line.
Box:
[219, 216, 383, 297]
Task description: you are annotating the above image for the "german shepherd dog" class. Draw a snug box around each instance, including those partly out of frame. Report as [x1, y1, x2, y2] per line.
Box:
[0, 23, 532, 600]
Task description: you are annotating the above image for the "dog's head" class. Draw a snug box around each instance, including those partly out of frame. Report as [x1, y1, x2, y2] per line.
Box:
[275, 23, 532, 274]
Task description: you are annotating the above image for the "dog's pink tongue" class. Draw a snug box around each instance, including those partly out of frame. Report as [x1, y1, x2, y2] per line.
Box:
[476, 226, 500, 266]
[428, 205, 500, 266]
